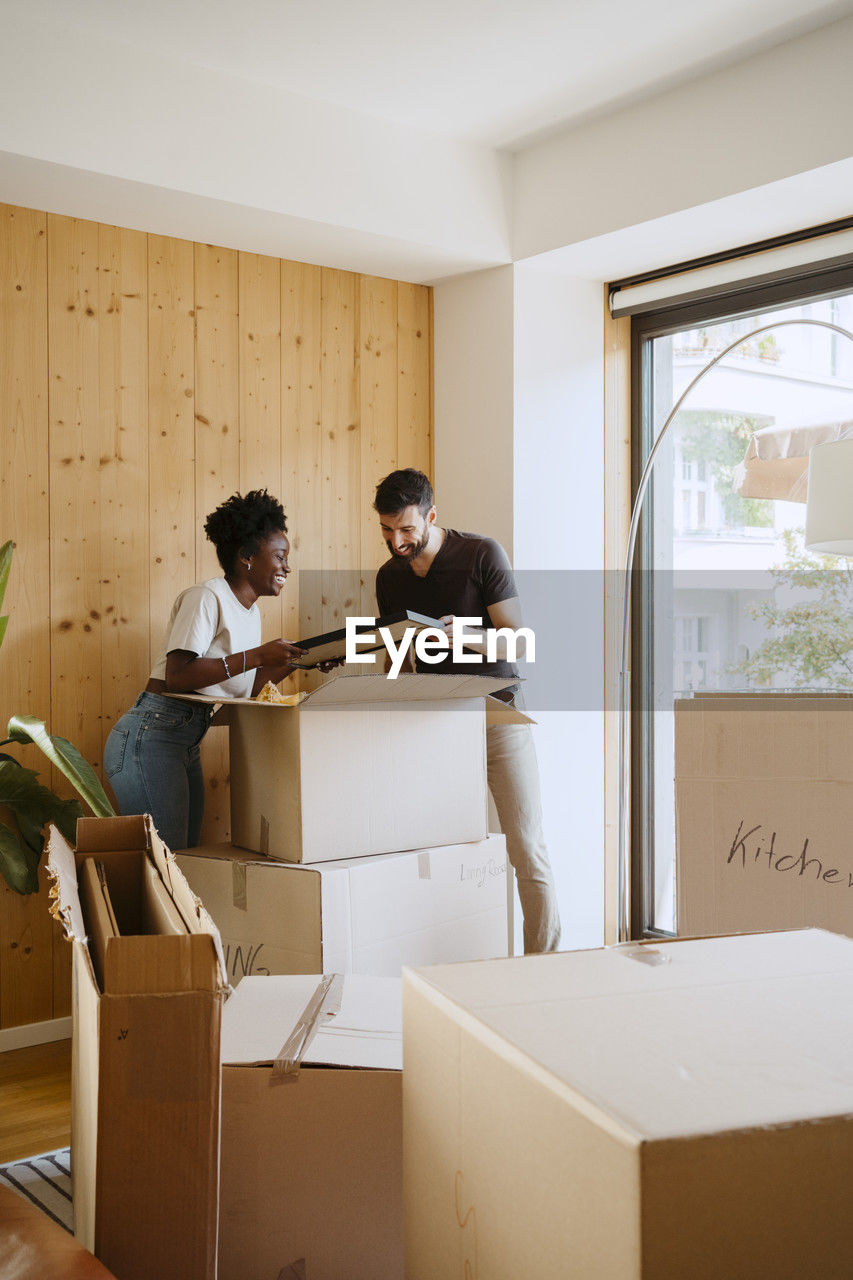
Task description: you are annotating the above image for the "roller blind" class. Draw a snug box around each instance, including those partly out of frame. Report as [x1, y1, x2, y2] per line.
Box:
[609, 219, 853, 318]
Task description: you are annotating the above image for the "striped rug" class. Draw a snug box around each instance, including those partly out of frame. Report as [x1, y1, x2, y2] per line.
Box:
[0, 1147, 73, 1232]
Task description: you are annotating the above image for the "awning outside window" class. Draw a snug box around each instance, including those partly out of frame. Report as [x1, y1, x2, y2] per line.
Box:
[732, 420, 853, 503]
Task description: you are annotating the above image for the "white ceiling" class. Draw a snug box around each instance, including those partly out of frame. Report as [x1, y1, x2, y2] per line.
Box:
[19, 0, 853, 149]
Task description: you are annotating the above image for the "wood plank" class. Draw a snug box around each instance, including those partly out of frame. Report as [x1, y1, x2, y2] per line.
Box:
[320, 268, 360, 636]
[148, 234, 196, 665]
[0, 206, 51, 1028]
[97, 224, 149, 762]
[0, 866, 54, 1030]
[603, 300, 632, 945]
[0, 204, 50, 772]
[397, 282, 432, 478]
[194, 243, 240, 842]
[0, 1039, 71, 1162]
[239, 252, 283, 646]
[47, 214, 103, 779]
[359, 275, 398, 614]
[281, 262, 323, 667]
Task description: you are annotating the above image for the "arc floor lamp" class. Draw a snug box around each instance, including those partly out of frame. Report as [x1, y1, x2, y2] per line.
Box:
[617, 315, 853, 942]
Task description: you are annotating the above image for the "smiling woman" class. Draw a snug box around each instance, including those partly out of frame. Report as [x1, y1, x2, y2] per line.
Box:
[103, 489, 307, 850]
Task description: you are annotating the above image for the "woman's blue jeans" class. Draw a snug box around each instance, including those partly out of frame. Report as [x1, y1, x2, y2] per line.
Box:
[104, 692, 214, 851]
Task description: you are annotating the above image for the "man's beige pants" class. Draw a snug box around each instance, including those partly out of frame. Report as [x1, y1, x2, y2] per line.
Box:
[487, 719, 562, 954]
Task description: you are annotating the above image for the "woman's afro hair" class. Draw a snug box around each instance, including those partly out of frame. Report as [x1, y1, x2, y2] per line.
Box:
[203, 489, 287, 574]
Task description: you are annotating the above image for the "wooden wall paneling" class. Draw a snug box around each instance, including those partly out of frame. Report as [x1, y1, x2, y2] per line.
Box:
[320, 269, 360, 636]
[47, 215, 103, 783]
[148, 235, 196, 665]
[0, 204, 53, 1029]
[0, 205, 50, 744]
[1, 203, 435, 1026]
[0, 209, 51, 1032]
[281, 262, 323, 674]
[194, 243, 240, 842]
[358, 276, 398, 614]
[96, 224, 149, 763]
[238, 252, 283, 647]
[397, 283, 432, 478]
[0, 867, 54, 1029]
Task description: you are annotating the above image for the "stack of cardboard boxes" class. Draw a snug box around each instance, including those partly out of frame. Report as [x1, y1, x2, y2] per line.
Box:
[176, 671, 518, 983]
[46, 672, 521, 1280]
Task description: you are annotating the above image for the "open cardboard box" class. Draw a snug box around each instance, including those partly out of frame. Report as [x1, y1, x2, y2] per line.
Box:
[675, 693, 853, 938]
[46, 815, 228, 1280]
[219, 972, 403, 1280]
[176, 834, 509, 981]
[176, 672, 529, 863]
[404, 929, 853, 1279]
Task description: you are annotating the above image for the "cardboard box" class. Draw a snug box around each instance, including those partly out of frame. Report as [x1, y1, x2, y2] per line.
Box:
[675, 693, 853, 938]
[46, 816, 228, 1280]
[176, 835, 508, 982]
[220, 973, 403, 1280]
[181, 672, 524, 863]
[403, 930, 853, 1280]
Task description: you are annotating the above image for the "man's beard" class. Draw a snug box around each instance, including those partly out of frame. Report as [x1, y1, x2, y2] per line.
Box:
[387, 528, 430, 559]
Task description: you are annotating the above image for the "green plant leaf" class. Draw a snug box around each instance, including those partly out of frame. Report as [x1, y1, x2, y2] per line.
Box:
[0, 758, 84, 852]
[5, 717, 115, 817]
[0, 616, 8, 652]
[0, 541, 13, 618]
[0, 818, 39, 894]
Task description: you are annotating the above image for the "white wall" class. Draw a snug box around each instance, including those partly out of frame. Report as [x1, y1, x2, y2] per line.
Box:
[433, 267, 516, 550]
[513, 266, 606, 948]
[433, 264, 606, 949]
[514, 14, 853, 262]
[0, 13, 512, 282]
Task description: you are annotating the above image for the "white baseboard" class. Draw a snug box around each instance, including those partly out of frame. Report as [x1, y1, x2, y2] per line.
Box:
[0, 1016, 71, 1053]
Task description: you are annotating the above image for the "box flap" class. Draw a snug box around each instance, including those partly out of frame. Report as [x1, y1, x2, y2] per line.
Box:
[411, 930, 853, 1140]
[221, 973, 402, 1070]
[45, 825, 88, 944]
[46, 819, 229, 993]
[300, 672, 516, 707]
[171, 672, 516, 710]
[75, 813, 150, 857]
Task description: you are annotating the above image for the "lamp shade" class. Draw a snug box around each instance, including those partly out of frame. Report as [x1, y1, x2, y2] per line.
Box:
[805, 438, 853, 555]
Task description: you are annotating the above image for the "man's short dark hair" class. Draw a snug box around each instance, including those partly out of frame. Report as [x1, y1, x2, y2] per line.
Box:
[374, 469, 434, 516]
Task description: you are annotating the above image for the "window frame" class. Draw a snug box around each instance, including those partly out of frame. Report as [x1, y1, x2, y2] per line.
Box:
[628, 260, 853, 939]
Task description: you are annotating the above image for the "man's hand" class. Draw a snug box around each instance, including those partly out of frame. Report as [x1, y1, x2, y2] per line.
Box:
[316, 657, 345, 673]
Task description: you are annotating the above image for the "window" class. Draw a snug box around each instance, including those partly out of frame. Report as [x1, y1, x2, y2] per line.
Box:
[630, 269, 853, 936]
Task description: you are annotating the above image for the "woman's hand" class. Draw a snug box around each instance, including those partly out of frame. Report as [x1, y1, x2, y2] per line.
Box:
[252, 637, 308, 668]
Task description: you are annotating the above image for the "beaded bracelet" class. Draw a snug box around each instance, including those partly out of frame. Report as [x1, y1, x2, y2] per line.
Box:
[222, 654, 232, 679]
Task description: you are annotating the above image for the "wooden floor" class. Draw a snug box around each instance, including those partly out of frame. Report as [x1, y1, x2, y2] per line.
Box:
[0, 1038, 71, 1163]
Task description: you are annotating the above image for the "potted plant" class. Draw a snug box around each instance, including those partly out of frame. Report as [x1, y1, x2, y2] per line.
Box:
[0, 540, 115, 894]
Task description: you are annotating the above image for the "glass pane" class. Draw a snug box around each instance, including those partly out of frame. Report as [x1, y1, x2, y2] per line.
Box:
[643, 294, 853, 933]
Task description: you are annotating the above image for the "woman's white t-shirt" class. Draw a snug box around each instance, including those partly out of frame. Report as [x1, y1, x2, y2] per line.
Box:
[150, 578, 261, 698]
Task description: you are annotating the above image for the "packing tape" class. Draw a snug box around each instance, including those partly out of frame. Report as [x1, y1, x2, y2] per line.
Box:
[418, 850, 431, 880]
[619, 945, 671, 967]
[272, 973, 345, 1076]
[232, 861, 248, 912]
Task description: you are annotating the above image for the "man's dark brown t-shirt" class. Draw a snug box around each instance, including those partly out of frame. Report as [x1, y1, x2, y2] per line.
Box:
[375, 528, 520, 683]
